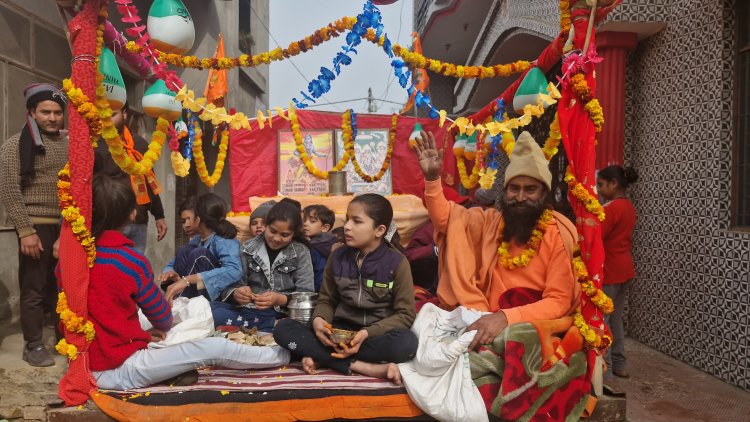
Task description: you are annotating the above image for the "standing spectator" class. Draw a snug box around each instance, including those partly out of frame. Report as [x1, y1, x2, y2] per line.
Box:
[597, 165, 639, 379]
[93, 103, 167, 253]
[0, 83, 68, 367]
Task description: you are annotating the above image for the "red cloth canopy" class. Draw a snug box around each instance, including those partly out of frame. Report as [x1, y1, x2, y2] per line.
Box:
[228, 109, 456, 211]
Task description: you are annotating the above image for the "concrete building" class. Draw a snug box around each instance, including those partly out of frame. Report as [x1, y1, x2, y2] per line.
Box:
[416, 0, 749, 391]
[0, 0, 269, 327]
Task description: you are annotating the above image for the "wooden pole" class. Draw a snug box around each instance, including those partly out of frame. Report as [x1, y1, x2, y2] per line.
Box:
[582, 0, 598, 53]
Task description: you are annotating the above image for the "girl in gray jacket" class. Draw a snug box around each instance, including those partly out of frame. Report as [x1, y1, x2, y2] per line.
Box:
[214, 200, 314, 331]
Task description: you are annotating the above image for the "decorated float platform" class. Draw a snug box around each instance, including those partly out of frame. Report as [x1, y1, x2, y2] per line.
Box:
[54, 0, 623, 420]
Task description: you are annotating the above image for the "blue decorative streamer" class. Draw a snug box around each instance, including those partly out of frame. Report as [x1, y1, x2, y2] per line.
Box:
[486, 99, 506, 170]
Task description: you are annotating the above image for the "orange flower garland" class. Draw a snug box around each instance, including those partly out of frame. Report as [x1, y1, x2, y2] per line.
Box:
[124, 16, 531, 81]
[192, 122, 229, 187]
[574, 309, 610, 350]
[125, 16, 357, 70]
[58, 164, 96, 268]
[569, 72, 604, 132]
[289, 106, 352, 179]
[560, 0, 572, 39]
[349, 114, 397, 183]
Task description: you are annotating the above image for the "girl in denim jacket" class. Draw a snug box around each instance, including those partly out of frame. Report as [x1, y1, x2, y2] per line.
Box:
[159, 193, 242, 303]
[216, 200, 314, 331]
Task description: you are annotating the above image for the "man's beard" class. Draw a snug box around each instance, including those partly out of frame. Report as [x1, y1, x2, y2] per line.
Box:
[500, 195, 549, 245]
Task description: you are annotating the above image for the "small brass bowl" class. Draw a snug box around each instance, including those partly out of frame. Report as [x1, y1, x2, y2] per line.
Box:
[329, 328, 356, 344]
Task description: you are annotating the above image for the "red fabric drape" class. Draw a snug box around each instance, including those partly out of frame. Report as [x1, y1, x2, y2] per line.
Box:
[229, 110, 455, 211]
[59, 0, 100, 406]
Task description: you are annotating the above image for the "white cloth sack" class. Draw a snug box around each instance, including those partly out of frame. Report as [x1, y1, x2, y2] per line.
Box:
[398, 303, 489, 422]
[139, 296, 214, 348]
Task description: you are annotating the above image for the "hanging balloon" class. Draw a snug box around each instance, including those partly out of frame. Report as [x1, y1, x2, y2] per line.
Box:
[463, 132, 478, 161]
[453, 133, 467, 157]
[99, 47, 127, 111]
[512, 67, 548, 114]
[408, 122, 423, 150]
[147, 0, 195, 54]
[142, 80, 182, 121]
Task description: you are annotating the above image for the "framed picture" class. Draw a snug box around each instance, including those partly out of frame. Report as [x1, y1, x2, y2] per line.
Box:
[278, 129, 334, 196]
[334, 128, 393, 194]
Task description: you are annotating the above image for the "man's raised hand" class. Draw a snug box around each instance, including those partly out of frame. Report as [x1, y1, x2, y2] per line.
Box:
[413, 130, 442, 181]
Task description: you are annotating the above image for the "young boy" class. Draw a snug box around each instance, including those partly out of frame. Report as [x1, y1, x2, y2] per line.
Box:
[248, 200, 277, 237]
[179, 199, 199, 238]
[302, 204, 336, 292]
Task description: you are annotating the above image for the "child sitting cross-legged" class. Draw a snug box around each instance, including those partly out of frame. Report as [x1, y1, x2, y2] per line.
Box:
[274, 194, 417, 384]
[215, 200, 314, 332]
[85, 175, 289, 391]
[302, 204, 337, 292]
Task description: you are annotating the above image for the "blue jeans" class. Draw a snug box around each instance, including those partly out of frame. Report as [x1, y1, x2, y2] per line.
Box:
[123, 223, 148, 253]
[173, 245, 218, 299]
[210, 301, 281, 332]
[603, 280, 632, 374]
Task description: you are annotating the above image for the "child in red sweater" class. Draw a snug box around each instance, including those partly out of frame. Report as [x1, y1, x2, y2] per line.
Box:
[86, 175, 289, 391]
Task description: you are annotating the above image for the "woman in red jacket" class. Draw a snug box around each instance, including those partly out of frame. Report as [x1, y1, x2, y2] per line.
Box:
[597, 165, 638, 379]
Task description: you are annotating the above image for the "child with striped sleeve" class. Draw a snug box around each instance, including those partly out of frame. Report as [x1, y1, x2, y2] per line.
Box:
[83, 175, 289, 391]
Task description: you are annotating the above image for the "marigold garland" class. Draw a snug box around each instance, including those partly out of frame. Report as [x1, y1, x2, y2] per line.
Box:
[560, 0, 572, 40]
[61, 79, 102, 146]
[193, 122, 229, 187]
[125, 15, 531, 82]
[126, 16, 358, 71]
[496, 209, 555, 269]
[569, 72, 604, 132]
[391, 44, 531, 79]
[350, 114, 397, 183]
[289, 106, 352, 179]
[55, 292, 96, 360]
[542, 113, 562, 160]
[58, 164, 97, 268]
[572, 250, 614, 314]
[564, 167, 606, 221]
[573, 309, 610, 350]
[56, 339, 79, 360]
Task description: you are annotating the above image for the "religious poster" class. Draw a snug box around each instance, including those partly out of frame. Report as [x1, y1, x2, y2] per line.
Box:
[334, 129, 393, 194]
[278, 130, 334, 196]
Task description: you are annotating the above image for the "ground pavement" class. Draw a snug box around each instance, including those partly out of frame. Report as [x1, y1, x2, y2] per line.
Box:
[1, 321, 748, 421]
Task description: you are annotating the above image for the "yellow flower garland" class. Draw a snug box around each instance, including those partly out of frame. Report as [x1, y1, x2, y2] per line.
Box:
[573, 309, 610, 350]
[391, 44, 531, 79]
[58, 164, 97, 268]
[456, 153, 481, 190]
[192, 123, 229, 187]
[572, 250, 614, 314]
[496, 209, 555, 270]
[569, 72, 604, 133]
[62, 79, 170, 176]
[542, 113, 562, 161]
[126, 16, 358, 70]
[289, 107, 352, 179]
[55, 292, 96, 360]
[564, 167, 606, 221]
[560, 0, 572, 38]
[349, 114, 397, 183]
[61, 79, 102, 146]
[125, 15, 530, 82]
[171, 151, 190, 177]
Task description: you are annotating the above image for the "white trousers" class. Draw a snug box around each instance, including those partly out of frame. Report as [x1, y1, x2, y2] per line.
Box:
[93, 337, 290, 390]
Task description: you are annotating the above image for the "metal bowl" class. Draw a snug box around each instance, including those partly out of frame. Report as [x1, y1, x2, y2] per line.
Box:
[329, 328, 356, 344]
[287, 292, 318, 323]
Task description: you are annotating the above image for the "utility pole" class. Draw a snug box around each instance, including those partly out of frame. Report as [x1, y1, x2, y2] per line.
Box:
[367, 87, 378, 113]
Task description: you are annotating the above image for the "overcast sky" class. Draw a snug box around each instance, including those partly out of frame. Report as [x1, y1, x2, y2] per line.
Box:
[268, 0, 414, 114]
